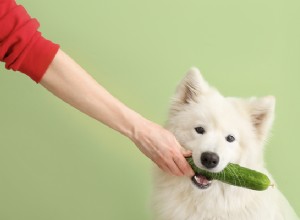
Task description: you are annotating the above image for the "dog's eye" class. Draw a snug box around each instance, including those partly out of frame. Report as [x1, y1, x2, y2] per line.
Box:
[226, 135, 235, 143]
[195, 127, 205, 134]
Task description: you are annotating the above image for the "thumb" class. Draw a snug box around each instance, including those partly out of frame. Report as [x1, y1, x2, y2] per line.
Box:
[180, 148, 192, 158]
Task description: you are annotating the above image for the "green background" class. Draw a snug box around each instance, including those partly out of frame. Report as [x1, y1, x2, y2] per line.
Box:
[1, 0, 299, 219]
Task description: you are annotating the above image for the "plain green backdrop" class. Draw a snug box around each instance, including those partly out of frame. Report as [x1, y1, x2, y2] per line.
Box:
[0, 0, 299, 219]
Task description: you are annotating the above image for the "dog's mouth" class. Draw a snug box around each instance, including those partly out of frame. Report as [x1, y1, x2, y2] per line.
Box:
[191, 174, 212, 189]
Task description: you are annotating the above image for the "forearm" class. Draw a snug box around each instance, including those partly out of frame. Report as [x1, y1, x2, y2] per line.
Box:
[40, 49, 194, 176]
[40, 49, 143, 139]
[2, 1, 193, 177]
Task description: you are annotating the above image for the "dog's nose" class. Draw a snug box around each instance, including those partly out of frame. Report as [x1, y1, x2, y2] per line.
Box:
[201, 152, 219, 169]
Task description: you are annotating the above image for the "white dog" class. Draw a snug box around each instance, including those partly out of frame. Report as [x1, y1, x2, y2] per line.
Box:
[152, 68, 299, 220]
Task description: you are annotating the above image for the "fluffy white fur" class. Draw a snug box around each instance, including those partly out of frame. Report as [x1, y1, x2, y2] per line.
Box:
[152, 68, 299, 220]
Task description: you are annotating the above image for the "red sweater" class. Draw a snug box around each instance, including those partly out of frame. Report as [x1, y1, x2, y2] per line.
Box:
[0, 0, 59, 83]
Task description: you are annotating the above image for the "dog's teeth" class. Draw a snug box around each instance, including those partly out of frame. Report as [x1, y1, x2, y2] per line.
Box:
[193, 175, 212, 185]
[194, 176, 201, 183]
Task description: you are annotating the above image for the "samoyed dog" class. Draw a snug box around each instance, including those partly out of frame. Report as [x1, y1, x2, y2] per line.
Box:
[152, 68, 299, 220]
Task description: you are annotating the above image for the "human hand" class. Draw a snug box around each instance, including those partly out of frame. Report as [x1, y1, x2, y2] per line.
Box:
[130, 118, 195, 176]
[40, 50, 193, 176]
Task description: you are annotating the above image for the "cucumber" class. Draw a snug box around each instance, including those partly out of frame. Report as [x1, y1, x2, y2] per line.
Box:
[186, 157, 272, 191]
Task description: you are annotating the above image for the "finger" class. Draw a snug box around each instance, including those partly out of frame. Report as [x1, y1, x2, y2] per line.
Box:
[180, 148, 193, 158]
[158, 164, 172, 175]
[151, 146, 183, 176]
[154, 158, 174, 175]
[167, 160, 184, 176]
[174, 154, 195, 177]
[164, 158, 184, 176]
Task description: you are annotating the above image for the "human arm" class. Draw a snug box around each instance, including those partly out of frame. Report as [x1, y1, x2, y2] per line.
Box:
[0, 0, 194, 176]
[40, 49, 194, 176]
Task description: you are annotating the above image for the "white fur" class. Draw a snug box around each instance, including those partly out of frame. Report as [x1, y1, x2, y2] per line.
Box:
[152, 68, 299, 220]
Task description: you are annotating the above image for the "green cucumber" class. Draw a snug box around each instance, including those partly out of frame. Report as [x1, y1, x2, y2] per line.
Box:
[186, 157, 272, 191]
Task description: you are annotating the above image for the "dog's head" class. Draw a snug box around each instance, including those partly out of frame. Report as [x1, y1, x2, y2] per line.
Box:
[166, 68, 275, 189]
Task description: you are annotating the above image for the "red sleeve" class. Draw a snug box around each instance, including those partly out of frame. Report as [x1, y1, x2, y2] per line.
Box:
[0, 0, 60, 83]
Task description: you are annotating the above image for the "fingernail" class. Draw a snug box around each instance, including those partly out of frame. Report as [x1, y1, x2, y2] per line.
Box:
[181, 149, 192, 157]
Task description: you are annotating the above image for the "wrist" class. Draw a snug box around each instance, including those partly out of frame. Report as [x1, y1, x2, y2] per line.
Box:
[124, 113, 150, 143]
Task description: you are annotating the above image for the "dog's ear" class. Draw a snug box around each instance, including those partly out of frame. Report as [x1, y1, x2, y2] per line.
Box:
[173, 67, 209, 104]
[248, 96, 275, 141]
